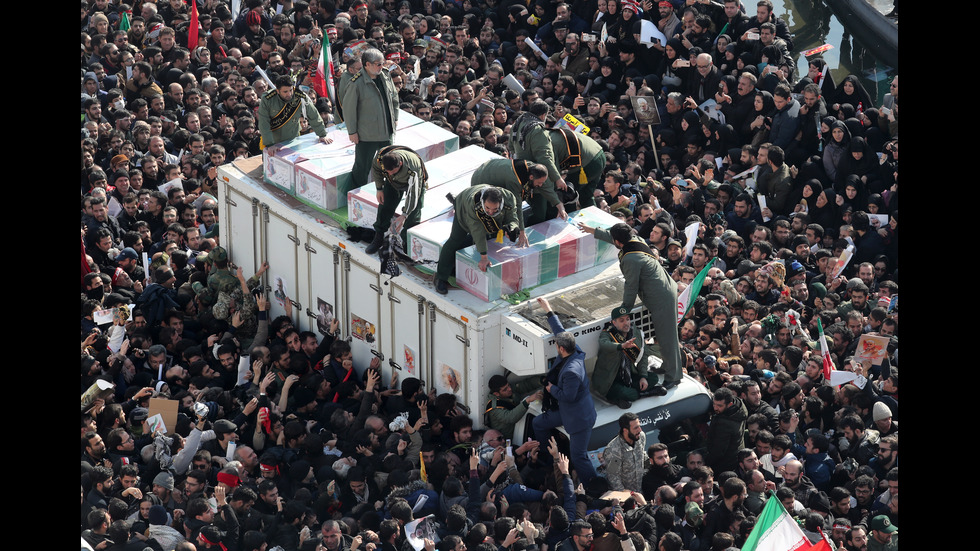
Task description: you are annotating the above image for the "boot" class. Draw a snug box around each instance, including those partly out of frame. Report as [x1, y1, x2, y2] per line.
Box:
[365, 231, 384, 254]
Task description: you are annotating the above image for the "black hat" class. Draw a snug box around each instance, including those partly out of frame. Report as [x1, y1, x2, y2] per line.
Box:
[213, 419, 237, 434]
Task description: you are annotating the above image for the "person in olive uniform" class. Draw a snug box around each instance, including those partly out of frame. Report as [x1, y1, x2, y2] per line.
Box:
[508, 100, 605, 212]
[191, 246, 236, 309]
[595, 305, 667, 410]
[469, 158, 565, 235]
[434, 185, 520, 295]
[577, 222, 684, 388]
[258, 74, 332, 153]
[342, 48, 399, 202]
[366, 146, 427, 253]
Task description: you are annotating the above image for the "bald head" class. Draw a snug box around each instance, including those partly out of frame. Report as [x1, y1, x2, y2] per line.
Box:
[483, 429, 503, 446]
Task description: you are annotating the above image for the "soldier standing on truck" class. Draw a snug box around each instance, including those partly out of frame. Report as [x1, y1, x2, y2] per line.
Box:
[365, 145, 428, 254]
[576, 222, 684, 390]
[343, 47, 400, 253]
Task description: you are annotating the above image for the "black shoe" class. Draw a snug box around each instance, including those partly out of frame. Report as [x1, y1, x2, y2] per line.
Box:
[435, 279, 449, 295]
[616, 399, 632, 409]
[663, 380, 680, 390]
[645, 385, 668, 397]
[365, 232, 384, 254]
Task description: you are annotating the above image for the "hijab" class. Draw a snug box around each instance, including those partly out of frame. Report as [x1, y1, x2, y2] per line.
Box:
[832, 75, 875, 110]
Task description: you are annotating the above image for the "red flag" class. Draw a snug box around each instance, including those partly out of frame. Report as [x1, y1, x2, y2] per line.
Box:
[188, 0, 200, 50]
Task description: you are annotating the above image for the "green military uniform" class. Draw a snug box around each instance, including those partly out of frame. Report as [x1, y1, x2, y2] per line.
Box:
[484, 375, 543, 440]
[342, 65, 399, 196]
[257, 88, 327, 149]
[335, 69, 358, 122]
[508, 112, 605, 211]
[595, 320, 659, 402]
[436, 185, 520, 284]
[470, 159, 560, 227]
[868, 532, 898, 551]
[593, 230, 683, 386]
[508, 112, 553, 172]
[191, 247, 237, 308]
[371, 145, 427, 244]
[545, 129, 606, 210]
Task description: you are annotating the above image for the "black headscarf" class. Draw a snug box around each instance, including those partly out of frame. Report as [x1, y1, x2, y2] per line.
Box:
[831, 75, 875, 110]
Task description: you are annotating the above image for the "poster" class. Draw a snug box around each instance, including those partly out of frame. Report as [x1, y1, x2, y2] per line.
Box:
[273, 276, 288, 308]
[853, 334, 890, 366]
[316, 298, 334, 336]
[351, 314, 376, 344]
[404, 515, 440, 551]
[829, 245, 855, 279]
[404, 345, 417, 375]
[438, 361, 460, 394]
[630, 96, 661, 126]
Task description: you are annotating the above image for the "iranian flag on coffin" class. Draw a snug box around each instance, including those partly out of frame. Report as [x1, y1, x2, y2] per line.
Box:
[741, 497, 813, 551]
[525, 217, 595, 277]
[567, 206, 624, 264]
[456, 238, 559, 301]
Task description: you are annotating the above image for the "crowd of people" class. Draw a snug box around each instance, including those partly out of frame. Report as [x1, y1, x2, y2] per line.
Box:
[80, 0, 899, 550]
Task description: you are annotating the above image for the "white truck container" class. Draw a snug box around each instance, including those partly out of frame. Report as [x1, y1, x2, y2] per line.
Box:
[217, 157, 711, 451]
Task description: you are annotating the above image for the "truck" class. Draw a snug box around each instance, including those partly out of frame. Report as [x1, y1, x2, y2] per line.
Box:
[216, 155, 711, 456]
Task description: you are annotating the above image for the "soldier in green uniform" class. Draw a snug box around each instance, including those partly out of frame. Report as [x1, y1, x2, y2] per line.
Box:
[544, 127, 606, 210]
[470, 158, 565, 231]
[191, 246, 237, 309]
[258, 75, 332, 154]
[366, 145, 427, 253]
[334, 57, 363, 122]
[595, 306, 667, 410]
[484, 374, 544, 441]
[508, 100, 606, 212]
[578, 222, 684, 389]
[434, 185, 521, 295]
[342, 47, 399, 217]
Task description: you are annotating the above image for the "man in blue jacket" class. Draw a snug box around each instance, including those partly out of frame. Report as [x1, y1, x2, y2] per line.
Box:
[532, 297, 598, 483]
[803, 431, 836, 492]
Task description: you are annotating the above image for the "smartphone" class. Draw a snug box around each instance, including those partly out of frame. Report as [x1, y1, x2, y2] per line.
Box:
[506, 439, 512, 456]
[582, 33, 596, 43]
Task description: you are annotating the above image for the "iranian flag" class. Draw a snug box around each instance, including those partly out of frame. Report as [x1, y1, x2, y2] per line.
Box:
[817, 319, 835, 381]
[741, 496, 813, 551]
[119, 11, 131, 32]
[676, 259, 714, 323]
[313, 31, 337, 106]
